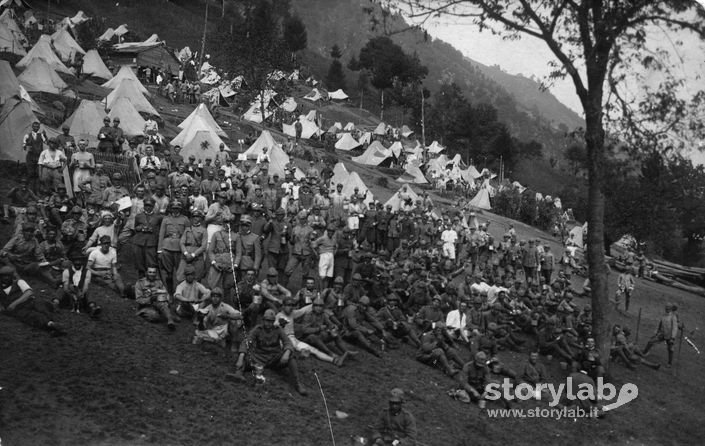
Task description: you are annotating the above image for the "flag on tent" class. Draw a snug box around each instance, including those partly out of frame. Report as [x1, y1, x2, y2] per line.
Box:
[82, 49, 113, 80]
[396, 163, 428, 184]
[329, 89, 348, 100]
[171, 115, 221, 148]
[106, 79, 159, 116]
[468, 188, 491, 210]
[384, 185, 420, 211]
[401, 125, 414, 138]
[17, 34, 71, 74]
[334, 133, 361, 151]
[102, 65, 150, 96]
[180, 130, 229, 163]
[62, 100, 107, 148]
[373, 122, 386, 136]
[18, 58, 75, 97]
[244, 130, 280, 159]
[51, 28, 85, 61]
[352, 141, 393, 166]
[108, 97, 146, 137]
[303, 88, 322, 102]
[179, 103, 226, 137]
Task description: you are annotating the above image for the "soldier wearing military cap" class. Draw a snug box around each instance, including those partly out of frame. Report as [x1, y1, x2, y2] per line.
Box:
[262, 208, 288, 281]
[233, 214, 262, 278]
[371, 388, 417, 445]
[101, 172, 130, 208]
[158, 200, 191, 294]
[284, 210, 314, 285]
[176, 209, 208, 282]
[97, 116, 115, 153]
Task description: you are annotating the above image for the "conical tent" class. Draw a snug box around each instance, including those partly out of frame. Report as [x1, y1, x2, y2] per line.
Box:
[108, 97, 146, 137]
[342, 172, 373, 206]
[106, 79, 159, 116]
[0, 22, 26, 55]
[401, 125, 414, 137]
[171, 115, 220, 148]
[102, 65, 150, 96]
[51, 28, 85, 61]
[18, 58, 73, 96]
[17, 35, 71, 74]
[82, 49, 113, 80]
[329, 89, 348, 100]
[0, 9, 27, 45]
[330, 162, 349, 186]
[352, 141, 393, 166]
[303, 88, 321, 102]
[389, 141, 403, 158]
[334, 133, 361, 151]
[0, 98, 37, 161]
[396, 163, 428, 184]
[113, 24, 129, 37]
[181, 130, 229, 162]
[373, 122, 387, 136]
[283, 115, 321, 140]
[0, 59, 21, 103]
[264, 145, 290, 179]
[244, 130, 280, 159]
[62, 100, 107, 148]
[179, 103, 225, 137]
[468, 188, 492, 210]
[384, 185, 420, 211]
[98, 28, 114, 42]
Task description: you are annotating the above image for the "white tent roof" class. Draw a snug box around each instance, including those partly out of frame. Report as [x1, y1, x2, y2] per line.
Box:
[62, 100, 107, 148]
[384, 185, 420, 211]
[279, 96, 297, 112]
[401, 125, 414, 138]
[0, 98, 38, 161]
[334, 133, 361, 151]
[181, 129, 229, 163]
[178, 46, 192, 62]
[359, 132, 371, 145]
[98, 28, 115, 42]
[328, 89, 348, 100]
[327, 122, 342, 134]
[108, 97, 146, 137]
[352, 141, 392, 166]
[263, 145, 291, 179]
[172, 115, 224, 148]
[17, 35, 71, 74]
[468, 188, 491, 210]
[341, 172, 373, 206]
[0, 9, 27, 45]
[396, 163, 428, 184]
[82, 49, 113, 80]
[70, 11, 90, 25]
[283, 115, 321, 140]
[0, 21, 26, 55]
[51, 28, 85, 61]
[389, 141, 403, 158]
[427, 140, 445, 154]
[343, 122, 355, 132]
[18, 58, 74, 96]
[102, 65, 149, 96]
[242, 102, 272, 123]
[106, 79, 159, 116]
[303, 88, 322, 102]
[179, 103, 226, 137]
[373, 122, 387, 136]
[244, 130, 280, 158]
[113, 24, 129, 37]
[330, 162, 349, 186]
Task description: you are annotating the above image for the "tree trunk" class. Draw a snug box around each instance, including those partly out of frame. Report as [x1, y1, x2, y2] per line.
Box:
[584, 99, 612, 365]
[380, 89, 385, 121]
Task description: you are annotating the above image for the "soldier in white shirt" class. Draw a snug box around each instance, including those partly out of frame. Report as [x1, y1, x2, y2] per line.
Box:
[37, 140, 67, 194]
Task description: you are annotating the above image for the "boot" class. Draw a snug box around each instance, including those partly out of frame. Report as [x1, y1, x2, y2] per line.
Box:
[333, 351, 349, 367]
[288, 359, 308, 396]
[667, 349, 673, 367]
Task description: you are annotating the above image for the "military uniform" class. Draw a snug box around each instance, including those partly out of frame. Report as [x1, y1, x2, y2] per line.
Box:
[158, 209, 191, 293]
[132, 209, 163, 277]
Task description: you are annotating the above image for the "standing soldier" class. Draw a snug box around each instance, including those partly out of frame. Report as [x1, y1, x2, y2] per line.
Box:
[158, 201, 191, 294]
[23, 121, 47, 192]
[642, 303, 681, 367]
[263, 208, 288, 283]
[97, 117, 115, 153]
[177, 210, 208, 282]
[132, 197, 163, 279]
[111, 118, 125, 154]
[285, 211, 314, 286]
[234, 215, 262, 278]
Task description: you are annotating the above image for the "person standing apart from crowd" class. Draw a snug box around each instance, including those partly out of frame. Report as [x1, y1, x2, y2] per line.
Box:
[23, 121, 47, 192]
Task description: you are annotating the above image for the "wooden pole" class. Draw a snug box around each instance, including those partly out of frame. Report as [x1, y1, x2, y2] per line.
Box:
[198, 0, 209, 72]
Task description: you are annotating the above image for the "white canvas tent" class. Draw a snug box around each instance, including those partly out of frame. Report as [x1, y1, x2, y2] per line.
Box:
[70, 11, 90, 26]
[328, 89, 348, 100]
[244, 130, 280, 158]
[102, 65, 150, 96]
[401, 125, 414, 138]
[427, 140, 445, 154]
[389, 141, 403, 158]
[569, 223, 587, 249]
[396, 163, 428, 184]
[0, 9, 26, 45]
[242, 102, 272, 123]
[352, 141, 392, 166]
[327, 122, 342, 134]
[108, 97, 146, 137]
[283, 115, 321, 140]
[17, 34, 71, 74]
[468, 188, 492, 210]
[343, 122, 355, 132]
[18, 58, 74, 96]
[171, 115, 217, 148]
[0, 98, 38, 161]
[82, 49, 113, 80]
[98, 28, 115, 42]
[62, 100, 107, 148]
[373, 122, 387, 136]
[303, 88, 322, 102]
[0, 20, 26, 55]
[51, 28, 85, 61]
[262, 145, 291, 178]
[330, 162, 349, 186]
[334, 133, 361, 151]
[181, 130, 229, 163]
[106, 79, 159, 116]
[179, 103, 225, 137]
[384, 185, 420, 211]
[279, 96, 297, 112]
[113, 24, 129, 37]
[341, 171, 373, 206]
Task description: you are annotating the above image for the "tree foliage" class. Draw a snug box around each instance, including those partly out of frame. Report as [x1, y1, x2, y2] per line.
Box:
[326, 59, 346, 91]
[283, 14, 308, 54]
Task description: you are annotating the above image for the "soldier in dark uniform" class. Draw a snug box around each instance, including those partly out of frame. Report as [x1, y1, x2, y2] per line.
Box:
[23, 121, 47, 192]
[111, 117, 125, 154]
[177, 209, 207, 282]
[371, 388, 417, 446]
[132, 197, 163, 278]
[157, 201, 191, 294]
[97, 117, 115, 153]
[234, 215, 262, 278]
[263, 208, 288, 282]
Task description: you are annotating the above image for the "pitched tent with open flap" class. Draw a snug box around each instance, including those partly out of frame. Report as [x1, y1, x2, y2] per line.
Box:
[18, 58, 75, 97]
[171, 115, 221, 148]
[102, 65, 150, 96]
[17, 35, 71, 74]
[51, 28, 85, 61]
[179, 103, 225, 137]
[180, 130, 229, 163]
[0, 98, 37, 161]
[334, 133, 361, 151]
[341, 172, 374, 206]
[396, 163, 428, 184]
[108, 97, 146, 137]
[244, 130, 280, 159]
[384, 185, 420, 211]
[82, 49, 113, 81]
[468, 188, 492, 210]
[106, 78, 159, 117]
[62, 100, 107, 148]
[352, 141, 393, 166]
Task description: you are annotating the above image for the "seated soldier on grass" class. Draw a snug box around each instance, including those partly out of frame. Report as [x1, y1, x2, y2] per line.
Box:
[86, 235, 127, 298]
[135, 265, 177, 330]
[192, 287, 240, 347]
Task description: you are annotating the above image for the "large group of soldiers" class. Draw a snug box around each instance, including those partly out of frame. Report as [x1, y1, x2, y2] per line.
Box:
[1, 119, 681, 445]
